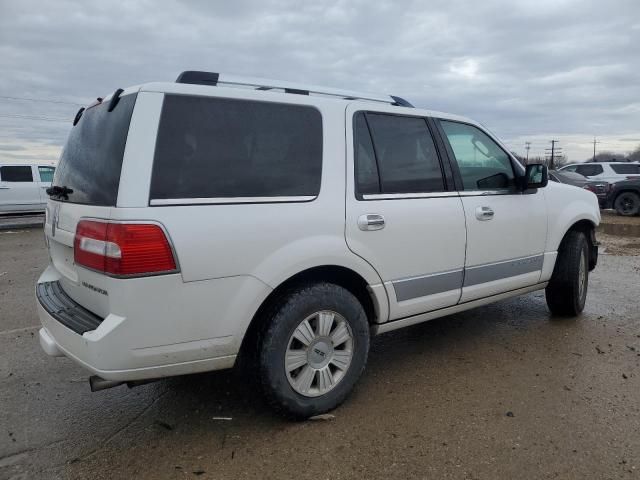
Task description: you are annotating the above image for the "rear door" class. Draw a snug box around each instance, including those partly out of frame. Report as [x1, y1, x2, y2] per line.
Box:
[345, 106, 467, 320]
[0, 165, 40, 212]
[44, 92, 138, 317]
[574, 163, 605, 181]
[435, 119, 547, 302]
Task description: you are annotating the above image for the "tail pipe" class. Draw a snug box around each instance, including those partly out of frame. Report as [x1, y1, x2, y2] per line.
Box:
[89, 375, 158, 392]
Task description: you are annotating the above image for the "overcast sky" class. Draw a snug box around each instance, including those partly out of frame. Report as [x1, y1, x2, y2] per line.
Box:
[1, 0, 639, 165]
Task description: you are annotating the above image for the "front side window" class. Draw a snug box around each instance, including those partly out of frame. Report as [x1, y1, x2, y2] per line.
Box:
[575, 164, 603, 177]
[354, 112, 445, 195]
[151, 95, 323, 200]
[440, 120, 515, 191]
[0, 166, 33, 182]
[38, 166, 55, 182]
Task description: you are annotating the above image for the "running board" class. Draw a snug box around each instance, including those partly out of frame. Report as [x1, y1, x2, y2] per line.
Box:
[372, 282, 548, 335]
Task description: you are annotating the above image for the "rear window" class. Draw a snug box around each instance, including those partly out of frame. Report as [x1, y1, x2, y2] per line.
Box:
[0, 166, 33, 182]
[52, 93, 137, 206]
[611, 164, 640, 175]
[150, 95, 322, 201]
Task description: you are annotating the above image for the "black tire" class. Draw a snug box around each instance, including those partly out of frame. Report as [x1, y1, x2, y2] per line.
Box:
[257, 282, 369, 419]
[614, 191, 640, 216]
[545, 230, 589, 316]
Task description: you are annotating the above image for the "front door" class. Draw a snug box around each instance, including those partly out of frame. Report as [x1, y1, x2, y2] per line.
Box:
[436, 120, 547, 302]
[345, 106, 467, 320]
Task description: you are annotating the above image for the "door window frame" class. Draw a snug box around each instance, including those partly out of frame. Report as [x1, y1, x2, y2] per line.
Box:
[352, 110, 455, 201]
[432, 118, 525, 196]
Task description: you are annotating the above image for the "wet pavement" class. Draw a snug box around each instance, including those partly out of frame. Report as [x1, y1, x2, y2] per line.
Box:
[1, 228, 639, 479]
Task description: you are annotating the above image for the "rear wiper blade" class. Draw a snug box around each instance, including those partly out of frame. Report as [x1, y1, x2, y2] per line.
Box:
[46, 185, 74, 200]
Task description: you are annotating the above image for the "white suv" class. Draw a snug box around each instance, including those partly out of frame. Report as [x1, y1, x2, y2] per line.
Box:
[36, 72, 600, 418]
[559, 162, 640, 183]
[0, 163, 55, 214]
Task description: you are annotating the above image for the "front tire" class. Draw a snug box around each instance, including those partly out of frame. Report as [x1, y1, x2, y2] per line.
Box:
[614, 191, 640, 216]
[257, 282, 370, 419]
[545, 231, 589, 316]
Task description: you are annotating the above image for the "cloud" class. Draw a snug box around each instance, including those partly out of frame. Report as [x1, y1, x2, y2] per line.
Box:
[0, 0, 639, 163]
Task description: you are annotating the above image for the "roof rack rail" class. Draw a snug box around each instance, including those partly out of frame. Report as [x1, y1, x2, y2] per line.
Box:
[175, 71, 414, 107]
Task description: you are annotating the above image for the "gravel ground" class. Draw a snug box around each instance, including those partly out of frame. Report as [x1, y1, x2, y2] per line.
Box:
[1, 228, 639, 480]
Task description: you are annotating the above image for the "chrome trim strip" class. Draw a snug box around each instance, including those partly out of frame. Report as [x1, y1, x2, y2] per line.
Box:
[363, 192, 459, 200]
[458, 190, 513, 197]
[463, 254, 544, 287]
[373, 282, 548, 334]
[392, 269, 463, 302]
[150, 196, 316, 206]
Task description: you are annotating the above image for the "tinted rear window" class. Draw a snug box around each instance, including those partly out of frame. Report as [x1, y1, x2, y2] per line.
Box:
[0, 166, 33, 182]
[53, 93, 137, 206]
[150, 95, 322, 200]
[363, 113, 445, 194]
[611, 164, 640, 174]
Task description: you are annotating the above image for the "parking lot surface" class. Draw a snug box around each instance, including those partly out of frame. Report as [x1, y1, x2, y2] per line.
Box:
[1, 228, 639, 480]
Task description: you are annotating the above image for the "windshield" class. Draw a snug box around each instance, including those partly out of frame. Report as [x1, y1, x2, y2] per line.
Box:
[52, 93, 137, 205]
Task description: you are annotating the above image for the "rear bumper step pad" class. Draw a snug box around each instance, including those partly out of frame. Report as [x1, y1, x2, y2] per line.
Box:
[36, 281, 103, 335]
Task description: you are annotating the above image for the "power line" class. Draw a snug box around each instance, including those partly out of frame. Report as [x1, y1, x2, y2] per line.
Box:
[0, 113, 70, 123]
[0, 95, 84, 107]
[544, 139, 562, 169]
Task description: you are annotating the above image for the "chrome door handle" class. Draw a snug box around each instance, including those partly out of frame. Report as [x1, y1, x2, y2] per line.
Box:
[475, 206, 494, 221]
[358, 214, 385, 231]
[0, 186, 10, 190]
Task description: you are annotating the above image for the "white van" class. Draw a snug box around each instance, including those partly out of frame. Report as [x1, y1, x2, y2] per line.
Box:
[36, 72, 600, 418]
[0, 163, 55, 214]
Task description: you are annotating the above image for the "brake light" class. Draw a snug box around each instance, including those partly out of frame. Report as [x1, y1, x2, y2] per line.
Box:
[74, 220, 177, 276]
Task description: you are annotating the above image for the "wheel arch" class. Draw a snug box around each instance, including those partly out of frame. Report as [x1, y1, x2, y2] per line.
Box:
[238, 264, 384, 365]
[558, 219, 598, 271]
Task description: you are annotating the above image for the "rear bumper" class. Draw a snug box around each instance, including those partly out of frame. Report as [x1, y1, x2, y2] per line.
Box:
[34, 265, 270, 381]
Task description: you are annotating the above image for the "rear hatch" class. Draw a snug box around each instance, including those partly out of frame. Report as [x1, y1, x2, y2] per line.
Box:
[44, 92, 138, 318]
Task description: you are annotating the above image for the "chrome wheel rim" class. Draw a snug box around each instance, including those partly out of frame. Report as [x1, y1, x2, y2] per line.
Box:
[578, 249, 587, 301]
[284, 311, 354, 397]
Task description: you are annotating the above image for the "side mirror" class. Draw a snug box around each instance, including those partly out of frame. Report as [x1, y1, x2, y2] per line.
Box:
[522, 163, 548, 190]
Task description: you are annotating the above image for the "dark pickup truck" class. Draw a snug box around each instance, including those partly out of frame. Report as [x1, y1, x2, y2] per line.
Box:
[605, 179, 640, 216]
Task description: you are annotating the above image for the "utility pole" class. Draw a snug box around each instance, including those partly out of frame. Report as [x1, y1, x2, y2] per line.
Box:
[525, 142, 531, 163]
[592, 137, 600, 162]
[545, 140, 562, 170]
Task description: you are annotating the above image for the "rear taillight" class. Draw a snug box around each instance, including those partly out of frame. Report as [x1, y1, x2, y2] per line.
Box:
[74, 220, 177, 276]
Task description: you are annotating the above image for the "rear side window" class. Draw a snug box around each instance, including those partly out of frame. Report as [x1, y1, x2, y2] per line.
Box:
[150, 95, 323, 201]
[575, 164, 603, 177]
[38, 166, 55, 182]
[611, 164, 640, 174]
[353, 113, 380, 194]
[53, 93, 137, 206]
[354, 112, 445, 195]
[0, 166, 33, 182]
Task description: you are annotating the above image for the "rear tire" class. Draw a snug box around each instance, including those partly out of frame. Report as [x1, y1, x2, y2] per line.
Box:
[545, 231, 589, 316]
[614, 191, 640, 216]
[257, 282, 370, 419]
